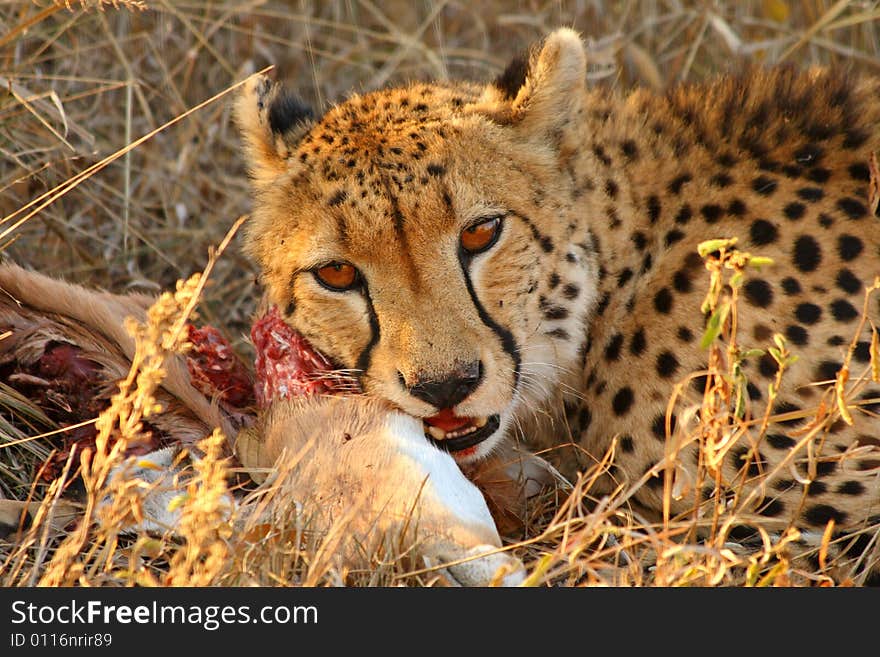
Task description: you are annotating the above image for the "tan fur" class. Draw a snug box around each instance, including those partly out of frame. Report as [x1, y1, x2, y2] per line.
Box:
[234, 396, 524, 584]
[237, 27, 880, 572]
[0, 500, 80, 541]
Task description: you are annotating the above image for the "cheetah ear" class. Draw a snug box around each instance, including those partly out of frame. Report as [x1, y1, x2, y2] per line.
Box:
[483, 28, 586, 139]
[234, 74, 315, 186]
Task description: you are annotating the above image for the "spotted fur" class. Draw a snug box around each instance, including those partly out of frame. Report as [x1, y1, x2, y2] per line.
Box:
[237, 29, 880, 576]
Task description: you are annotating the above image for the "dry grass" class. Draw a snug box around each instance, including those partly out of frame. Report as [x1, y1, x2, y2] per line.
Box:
[2, 1, 880, 587]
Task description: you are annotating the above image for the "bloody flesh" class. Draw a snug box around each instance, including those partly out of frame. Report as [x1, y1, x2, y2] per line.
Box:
[186, 324, 254, 408]
[251, 305, 354, 407]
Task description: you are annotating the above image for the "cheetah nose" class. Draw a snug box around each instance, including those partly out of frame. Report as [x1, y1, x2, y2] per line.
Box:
[403, 361, 483, 409]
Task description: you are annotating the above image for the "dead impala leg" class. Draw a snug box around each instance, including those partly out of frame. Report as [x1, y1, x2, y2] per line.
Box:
[235, 396, 526, 586]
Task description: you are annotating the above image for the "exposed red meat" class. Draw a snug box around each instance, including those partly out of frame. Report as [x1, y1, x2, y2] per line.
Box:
[251, 306, 355, 408]
[11, 342, 159, 482]
[186, 324, 254, 409]
[37, 342, 98, 383]
[10, 305, 355, 482]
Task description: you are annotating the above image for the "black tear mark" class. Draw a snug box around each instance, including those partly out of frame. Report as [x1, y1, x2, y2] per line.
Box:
[511, 211, 553, 253]
[458, 250, 521, 389]
[354, 284, 381, 380]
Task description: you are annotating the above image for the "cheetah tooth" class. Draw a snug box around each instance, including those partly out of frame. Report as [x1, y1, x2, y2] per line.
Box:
[426, 424, 447, 440]
[473, 416, 488, 428]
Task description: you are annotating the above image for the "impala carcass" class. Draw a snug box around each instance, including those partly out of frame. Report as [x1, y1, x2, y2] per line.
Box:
[0, 263, 540, 585]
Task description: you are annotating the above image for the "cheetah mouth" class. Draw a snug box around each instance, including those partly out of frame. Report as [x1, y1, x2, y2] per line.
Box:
[423, 409, 501, 456]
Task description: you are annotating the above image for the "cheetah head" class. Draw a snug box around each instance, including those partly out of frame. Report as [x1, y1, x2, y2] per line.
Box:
[236, 29, 595, 462]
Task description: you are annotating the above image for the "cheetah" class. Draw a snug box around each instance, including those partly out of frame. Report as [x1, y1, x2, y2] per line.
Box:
[236, 27, 880, 578]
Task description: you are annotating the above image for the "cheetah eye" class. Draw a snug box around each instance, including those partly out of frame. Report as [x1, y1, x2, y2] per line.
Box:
[314, 261, 360, 291]
[460, 216, 503, 254]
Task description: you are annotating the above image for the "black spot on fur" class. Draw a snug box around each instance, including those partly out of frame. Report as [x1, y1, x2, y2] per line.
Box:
[836, 269, 862, 294]
[804, 504, 848, 527]
[578, 407, 592, 432]
[838, 481, 865, 495]
[795, 302, 821, 324]
[830, 299, 858, 322]
[727, 199, 747, 216]
[604, 333, 624, 362]
[783, 202, 806, 220]
[328, 189, 347, 207]
[621, 139, 639, 160]
[656, 351, 679, 378]
[816, 360, 842, 382]
[837, 234, 863, 261]
[749, 219, 778, 245]
[647, 195, 661, 224]
[665, 229, 685, 247]
[793, 235, 821, 272]
[620, 435, 634, 453]
[746, 381, 762, 401]
[796, 187, 824, 202]
[717, 152, 737, 167]
[854, 337, 876, 363]
[711, 173, 732, 188]
[654, 288, 673, 314]
[781, 277, 801, 295]
[837, 197, 868, 220]
[674, 205, 692, 225]
[672, 269, 691, 293]
[756, 499, 785, 518]
[630, 329, 647, 356]
[426, 163, 446, 177]
[612, 387, 635, 416]
[651, 413, 675, 441]
[700, 204, 724, 223]
[785, 325, 808, 346]
[842, 130, 868, 149]
[668, 173, 692, 195]
[766, 433, 795, 450]
[617, 268, 633, 288]
[848, 162, 871, 181]
[677, 326, 693, 342]
[807, 167, 831, 183]
[758, 353, 778, 378]
[631, 231, 648, 250]
[772, 400, 802, 426]
[540, 296, 569, 321]
[562, 284, 580, 300]
[752, 176, 777, 195]
[743, 279, 773, 308]
[592, 144, 611, 166]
